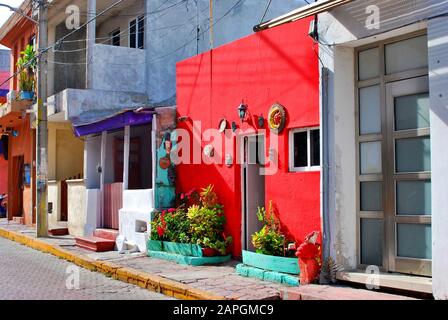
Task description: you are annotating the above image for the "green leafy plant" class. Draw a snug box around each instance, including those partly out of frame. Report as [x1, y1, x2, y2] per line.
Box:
[251, 201, 285, 256]
[16, 45, 36, 93]
[151, 184, 232, 255]
[18, 71, 34, 92]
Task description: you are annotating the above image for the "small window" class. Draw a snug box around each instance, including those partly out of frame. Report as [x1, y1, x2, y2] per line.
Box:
[129, 15, 144, 49]
[110, 29, 120, 46]
[289, 128, 320, 171]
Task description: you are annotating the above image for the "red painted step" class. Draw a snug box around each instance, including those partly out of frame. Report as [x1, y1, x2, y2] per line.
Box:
[48, 228, 69, 236]
[75, 236, 116, 252]
[93, 228, 119, 241]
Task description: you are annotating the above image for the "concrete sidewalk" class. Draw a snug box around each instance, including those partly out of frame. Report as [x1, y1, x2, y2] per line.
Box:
[0, 219, 416, 300]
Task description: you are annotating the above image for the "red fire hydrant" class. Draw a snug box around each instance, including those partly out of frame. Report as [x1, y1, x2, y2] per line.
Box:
[296, 231, 321, 285]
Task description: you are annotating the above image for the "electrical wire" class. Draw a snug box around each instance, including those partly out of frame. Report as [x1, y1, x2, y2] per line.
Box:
[260, 0, 272, 24]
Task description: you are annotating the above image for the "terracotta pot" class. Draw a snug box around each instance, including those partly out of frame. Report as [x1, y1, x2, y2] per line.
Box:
[202, 248, 218, 257]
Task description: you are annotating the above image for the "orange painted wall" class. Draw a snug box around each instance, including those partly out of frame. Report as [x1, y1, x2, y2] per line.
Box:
[7, 116, 35, 225]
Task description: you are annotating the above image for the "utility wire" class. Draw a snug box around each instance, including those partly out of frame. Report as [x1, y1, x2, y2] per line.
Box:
[148, 0, 244, 63]
[260, 0, 272, 24]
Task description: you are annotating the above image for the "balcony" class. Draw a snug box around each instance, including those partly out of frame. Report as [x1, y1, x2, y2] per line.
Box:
[46, 0, 148, 124]
[88, 43, 146, 94]
[0, 91, 34, 133]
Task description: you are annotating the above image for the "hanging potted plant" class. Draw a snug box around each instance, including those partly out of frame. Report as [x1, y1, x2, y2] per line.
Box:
[18, 71, 35, 100]
[16, 44, 36, 100]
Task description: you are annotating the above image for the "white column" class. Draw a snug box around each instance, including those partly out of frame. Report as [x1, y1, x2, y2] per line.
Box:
[100, 131, 106, 228]
[86, 0, 96, 89]
[428, 16, 448, 300]
[123, 125, 130, 190]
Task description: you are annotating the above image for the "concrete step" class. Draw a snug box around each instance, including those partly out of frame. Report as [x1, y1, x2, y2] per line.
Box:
[281, 284, 417, 300]
[93, 228, 119, 241]
[48, 227, 69, 236]
[75, 236, 116, 252]
[12, 217, 24, 224]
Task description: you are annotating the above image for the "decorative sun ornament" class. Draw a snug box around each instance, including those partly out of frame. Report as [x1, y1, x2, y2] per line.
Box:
[267, 103, 287, 134]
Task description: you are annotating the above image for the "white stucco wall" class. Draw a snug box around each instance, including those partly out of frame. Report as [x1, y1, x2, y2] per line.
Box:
[119, 189, 154, 252]
[48, 181, 61, 226]
[67, 180, 100, 237]
[428, 16, 448, 300]
[320, 44, 357, 269]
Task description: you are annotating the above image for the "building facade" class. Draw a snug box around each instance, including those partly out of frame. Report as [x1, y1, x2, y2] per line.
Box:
[310, 0, 448, 299]
[0, 0, 37, 225]
[0, 48, 10, 195]
[176, 17, 320, 257]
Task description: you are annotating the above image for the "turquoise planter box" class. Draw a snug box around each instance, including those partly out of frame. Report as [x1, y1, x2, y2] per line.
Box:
[162, 241, 203, 257]
[236, 263, 299, 286]
[242, 250, 299, 275]
[147, 240, 163, 252]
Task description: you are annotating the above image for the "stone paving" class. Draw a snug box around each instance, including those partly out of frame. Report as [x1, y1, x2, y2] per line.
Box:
[0, 219, 287, 300]
[0, 236, 174, 300]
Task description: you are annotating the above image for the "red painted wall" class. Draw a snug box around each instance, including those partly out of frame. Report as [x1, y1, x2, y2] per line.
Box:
[176, 18, 321, 257]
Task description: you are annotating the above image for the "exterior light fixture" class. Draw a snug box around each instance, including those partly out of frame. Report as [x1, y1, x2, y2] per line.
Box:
[237, 102, 248, 121]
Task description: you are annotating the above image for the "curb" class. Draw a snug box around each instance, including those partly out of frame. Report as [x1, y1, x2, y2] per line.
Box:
[0, 227, 226, 300]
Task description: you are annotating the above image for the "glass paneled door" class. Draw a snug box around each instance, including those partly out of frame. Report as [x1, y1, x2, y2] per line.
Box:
[356, 34, 431, 277]
[386, 76, 431, 276]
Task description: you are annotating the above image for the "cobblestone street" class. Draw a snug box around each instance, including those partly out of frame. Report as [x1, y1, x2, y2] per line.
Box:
[0, 237, 174, 300]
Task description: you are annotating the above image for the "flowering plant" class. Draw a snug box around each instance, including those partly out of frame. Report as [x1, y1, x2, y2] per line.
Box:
[151, 184, 232, 255]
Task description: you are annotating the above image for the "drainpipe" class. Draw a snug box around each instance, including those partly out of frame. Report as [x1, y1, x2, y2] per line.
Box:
[321, 66, 331, 278]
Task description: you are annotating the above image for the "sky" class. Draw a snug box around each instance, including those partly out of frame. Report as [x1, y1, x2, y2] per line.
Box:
[0, 0, 24, 49]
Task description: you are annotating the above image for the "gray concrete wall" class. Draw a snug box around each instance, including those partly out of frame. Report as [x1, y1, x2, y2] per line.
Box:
[145, 0, 307, 106]
[90, 44, 146, 93]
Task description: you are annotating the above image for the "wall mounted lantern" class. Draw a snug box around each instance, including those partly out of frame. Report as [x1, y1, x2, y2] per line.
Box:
[237, 102, 248, 122]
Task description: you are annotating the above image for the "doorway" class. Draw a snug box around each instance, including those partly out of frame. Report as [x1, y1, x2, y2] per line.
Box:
[241, 134, 265, 252]
[9, 155, 24, 219]
[356, 33, 431, 277]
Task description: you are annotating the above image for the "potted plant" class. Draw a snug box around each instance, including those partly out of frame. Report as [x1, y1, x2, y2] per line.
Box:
[18, 71, 35, 100]
[241, 201, 299, 275]
[16, 44, 36, 100]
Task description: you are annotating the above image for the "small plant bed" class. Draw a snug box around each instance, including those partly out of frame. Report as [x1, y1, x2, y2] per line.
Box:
[148, 185, 232, 266]
[147, 239, 231, 266]
[236, 201, 300, 286]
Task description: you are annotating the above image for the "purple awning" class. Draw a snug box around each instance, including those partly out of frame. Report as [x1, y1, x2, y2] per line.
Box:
[73, 109, 153, 137]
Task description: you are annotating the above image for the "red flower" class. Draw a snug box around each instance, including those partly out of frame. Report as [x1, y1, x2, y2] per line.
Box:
[180, 193, 185, 200]
[168, 208, 176, 213]
[157, 226, 165, 237]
